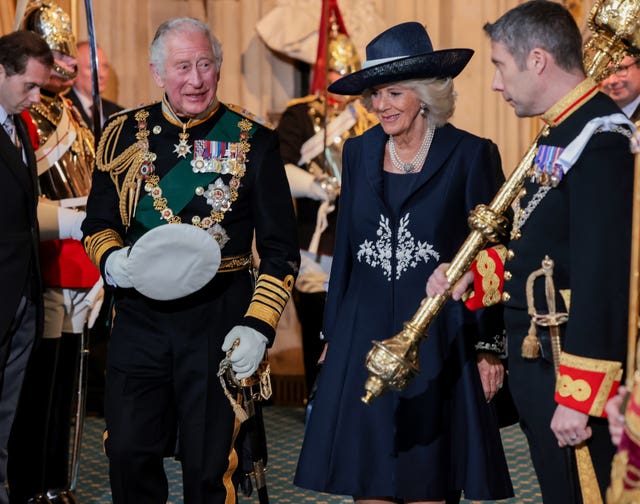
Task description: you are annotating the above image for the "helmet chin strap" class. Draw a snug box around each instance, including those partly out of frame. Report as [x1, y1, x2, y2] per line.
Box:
[53, 62, 77, 81]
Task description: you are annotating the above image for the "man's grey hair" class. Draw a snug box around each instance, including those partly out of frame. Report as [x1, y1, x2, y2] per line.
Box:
[149, 17, 223, 77]
[483, 0, 583, 72]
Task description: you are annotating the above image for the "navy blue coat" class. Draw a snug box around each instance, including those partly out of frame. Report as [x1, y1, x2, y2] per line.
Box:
[294, 122, 513, 500]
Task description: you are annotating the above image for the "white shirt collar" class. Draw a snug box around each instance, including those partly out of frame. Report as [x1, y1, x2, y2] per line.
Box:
[622, 94, 640, 118]
[0, 105, 11, 127]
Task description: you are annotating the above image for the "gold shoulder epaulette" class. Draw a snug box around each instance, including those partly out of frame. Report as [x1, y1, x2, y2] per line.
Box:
[285, 94, 320, 109]
[225, 103, 274, 130]
[96, 105, 151, 227]
[108, 101, 159, 120]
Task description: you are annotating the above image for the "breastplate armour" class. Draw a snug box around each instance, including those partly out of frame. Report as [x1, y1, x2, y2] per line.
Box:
[30, 95, 95, 201]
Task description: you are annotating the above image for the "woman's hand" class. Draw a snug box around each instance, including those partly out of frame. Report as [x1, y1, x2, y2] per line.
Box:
[477, 352, 504, 402]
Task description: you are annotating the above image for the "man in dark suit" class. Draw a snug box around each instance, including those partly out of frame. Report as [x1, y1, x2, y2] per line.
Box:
[66, 41, 123, 128]
[600, 54, 640, 124]
[0, 30, 53, 504]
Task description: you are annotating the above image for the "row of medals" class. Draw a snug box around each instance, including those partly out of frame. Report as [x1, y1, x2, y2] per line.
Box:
[140, 128, 243, 249]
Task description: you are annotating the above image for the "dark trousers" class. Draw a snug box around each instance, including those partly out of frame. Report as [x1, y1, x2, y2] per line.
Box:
[293, 290, 326, 395]
[106, 273, 251, 504]
[505, 307, 615, 503]
[8, 332, 80, 502]
[0, 297, 37, 504]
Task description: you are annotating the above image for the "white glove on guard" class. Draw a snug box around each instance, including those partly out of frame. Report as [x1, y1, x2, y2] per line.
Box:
[284, 163, 328, 201]
[85, 277, 105, 329]
[221, 326, 268, 379]
[58, 207, 86, 241]
[104, 247, 133, 288]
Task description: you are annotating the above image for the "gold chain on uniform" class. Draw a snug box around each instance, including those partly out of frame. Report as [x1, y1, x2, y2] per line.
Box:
[143, 116, 253, 231]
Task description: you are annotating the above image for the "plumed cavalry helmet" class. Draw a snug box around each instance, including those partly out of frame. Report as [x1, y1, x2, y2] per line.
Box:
[327, 19, 361, 76]
[20, 0, 78, 60]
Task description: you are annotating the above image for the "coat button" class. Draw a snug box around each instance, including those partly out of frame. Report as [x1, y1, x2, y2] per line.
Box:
[507, 249, 515, 260]
[502, 291, 511, 302]
[504, 270, 512, 281]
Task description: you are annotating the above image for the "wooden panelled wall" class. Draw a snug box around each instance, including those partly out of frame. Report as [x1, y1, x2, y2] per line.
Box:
[1, 0, 598, 171]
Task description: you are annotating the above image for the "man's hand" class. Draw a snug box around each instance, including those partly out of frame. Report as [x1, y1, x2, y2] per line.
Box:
[221, 326, 268, 379]
[104, 247, 133, 288]
[477, 352, 504, 402]
[605, 386, 627, 446]
[550, 403, 592, 447]
[425, 262, 474, 300]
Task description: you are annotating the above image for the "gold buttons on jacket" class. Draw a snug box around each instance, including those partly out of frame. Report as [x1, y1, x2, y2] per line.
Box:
[507, 249, 515, 260]
[504, 270, 512, 281]
[502, 291, 511, 302]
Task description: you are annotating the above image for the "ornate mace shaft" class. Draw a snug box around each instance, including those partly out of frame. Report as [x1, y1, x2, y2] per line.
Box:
[362, 0, 640, 405]
[362, 138, 540, 403]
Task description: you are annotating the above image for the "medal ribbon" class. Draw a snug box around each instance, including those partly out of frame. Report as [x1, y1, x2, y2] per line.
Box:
[134, 107, 255, 231]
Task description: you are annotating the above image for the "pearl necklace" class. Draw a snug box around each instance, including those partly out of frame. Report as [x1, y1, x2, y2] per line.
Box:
[388, 124, 435, 173]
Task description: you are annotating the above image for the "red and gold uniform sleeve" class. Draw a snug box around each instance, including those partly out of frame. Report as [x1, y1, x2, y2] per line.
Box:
[608, 376, 640, 502]
[555, 352, 623, 417]
[464, 245, 507, 311]
[20, 110, 40, 150]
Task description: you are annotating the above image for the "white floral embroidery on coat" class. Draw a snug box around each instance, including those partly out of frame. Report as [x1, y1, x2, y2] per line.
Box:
[357, 213, 440, 280]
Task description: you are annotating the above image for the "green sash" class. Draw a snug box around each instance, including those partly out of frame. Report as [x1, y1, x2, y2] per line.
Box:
[133, 108, 255, 237]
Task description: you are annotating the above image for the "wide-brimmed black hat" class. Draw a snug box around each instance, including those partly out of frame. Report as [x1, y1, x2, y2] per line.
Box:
[328, 22, 473, 95]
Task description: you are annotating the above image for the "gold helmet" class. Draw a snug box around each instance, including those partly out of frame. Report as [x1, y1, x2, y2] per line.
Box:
[20, 1, 78, 60]
[327, 17, 360, 76]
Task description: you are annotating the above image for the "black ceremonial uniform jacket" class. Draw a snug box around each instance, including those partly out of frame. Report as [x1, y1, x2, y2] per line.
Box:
[277, 95, 376, 255]
[503, 79, 634, 416]
[277, 96, 334, 254]
[82, 99, 299, 341]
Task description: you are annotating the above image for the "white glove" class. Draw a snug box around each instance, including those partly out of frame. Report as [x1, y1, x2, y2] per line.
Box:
[84, 278, 105, 328]
[58, 207, 86, 241]
[104, 247, 133, 288]
[284, 163, 328, 201]
[221, 326, 268, 379]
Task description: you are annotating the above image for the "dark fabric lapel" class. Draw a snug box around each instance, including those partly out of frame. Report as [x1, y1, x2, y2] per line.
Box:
[409, 123, 465, 196]
[67, 89, 92, 127]
[363, 122, 465, 208]
[0, 117, 34, 200]
[15, 115, 38, 212]
[363, 125, 386, 204]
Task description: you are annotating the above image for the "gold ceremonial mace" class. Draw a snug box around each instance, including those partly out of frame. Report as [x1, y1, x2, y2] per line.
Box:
[361, 0, 640, 405]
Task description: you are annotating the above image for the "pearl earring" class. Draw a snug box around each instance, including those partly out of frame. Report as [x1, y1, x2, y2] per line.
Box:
[420, 102, 427, 117]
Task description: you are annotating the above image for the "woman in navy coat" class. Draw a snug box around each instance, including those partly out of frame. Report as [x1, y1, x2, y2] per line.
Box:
[294, 23, 513, 503]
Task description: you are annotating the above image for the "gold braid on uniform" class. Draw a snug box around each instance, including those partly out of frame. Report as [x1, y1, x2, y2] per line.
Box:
[95, 111, 147, 226]
[83, 229, 124, 269]
[245, 274, 295, 330]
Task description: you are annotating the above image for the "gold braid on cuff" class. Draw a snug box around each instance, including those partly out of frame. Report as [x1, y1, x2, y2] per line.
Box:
[245, 274, 295, 330]
[83, 229, 124, 269]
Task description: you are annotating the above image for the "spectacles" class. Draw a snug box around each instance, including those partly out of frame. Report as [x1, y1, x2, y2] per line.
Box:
[608, 59, 640, 78]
